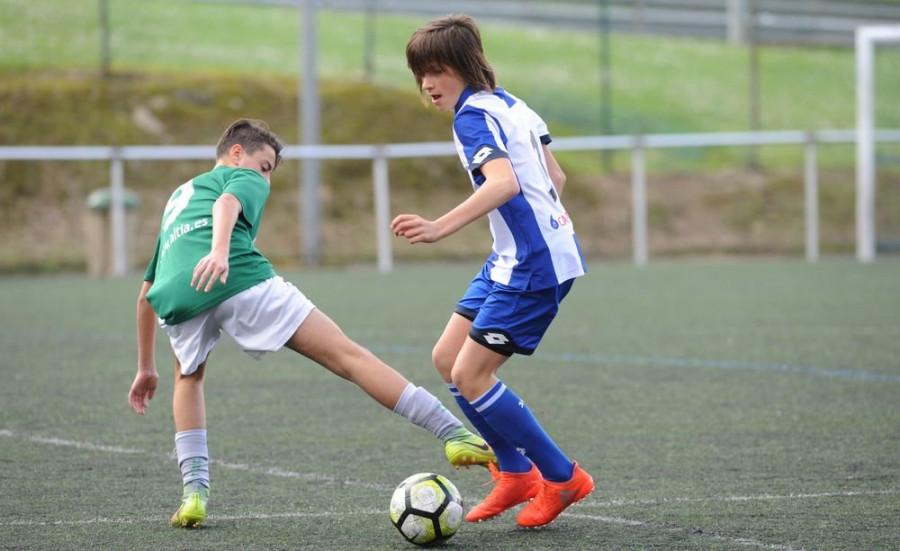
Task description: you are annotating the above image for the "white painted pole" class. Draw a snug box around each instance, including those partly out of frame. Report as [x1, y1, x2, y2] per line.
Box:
[855, 25, 900, 263]
[300, 0, 322, 265]
[727, 0, 746, 46]
[110, 150, 127, 276]
[631, 136, 648, 266]
[856, 27, 876, 263]
[372, 151, 393, 273]
[804, 133, 819, 263]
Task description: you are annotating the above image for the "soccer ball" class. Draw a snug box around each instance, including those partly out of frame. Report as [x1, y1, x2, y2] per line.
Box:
[389, 472, 463, 545]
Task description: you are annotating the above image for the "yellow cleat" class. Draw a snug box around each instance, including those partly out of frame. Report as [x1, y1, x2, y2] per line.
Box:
[171, 482, 209, 528]
[445, 431, 497, 470]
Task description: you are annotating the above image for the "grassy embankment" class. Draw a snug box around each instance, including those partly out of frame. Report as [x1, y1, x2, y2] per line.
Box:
[1, 1, 899, 270]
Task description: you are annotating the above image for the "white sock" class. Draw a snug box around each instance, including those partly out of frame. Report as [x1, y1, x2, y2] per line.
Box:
[393, 383, 463, 442]
[175, 429, 210, 488]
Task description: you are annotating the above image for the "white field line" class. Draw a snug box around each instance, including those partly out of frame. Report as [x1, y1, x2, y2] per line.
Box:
[565, 513, 808, 551]
[0, 429, 390, 489]
[5, 428, 895, 550]
[4, 510, 384, 527]
[2, 508, 810, 551]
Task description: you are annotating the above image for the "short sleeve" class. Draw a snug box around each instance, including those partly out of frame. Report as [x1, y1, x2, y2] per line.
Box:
[454, 107, 510, 172]
[222, 169, 269, 228]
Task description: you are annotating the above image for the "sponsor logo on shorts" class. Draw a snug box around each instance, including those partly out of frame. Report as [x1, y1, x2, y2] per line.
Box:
[483, 332, 510, 345]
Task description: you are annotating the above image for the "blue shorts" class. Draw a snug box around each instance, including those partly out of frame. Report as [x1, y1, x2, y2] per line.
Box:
[455, 266, 574, 356]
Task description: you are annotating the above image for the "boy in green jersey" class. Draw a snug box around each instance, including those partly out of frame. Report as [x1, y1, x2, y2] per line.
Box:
[128, 119, 495, 528]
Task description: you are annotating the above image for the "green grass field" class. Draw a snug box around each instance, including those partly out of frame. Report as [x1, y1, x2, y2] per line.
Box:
[1, 261, 898, 550]
[3, 0, 899, 141]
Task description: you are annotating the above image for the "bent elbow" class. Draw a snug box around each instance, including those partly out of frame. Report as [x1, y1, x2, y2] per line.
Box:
[504, 177, 521, 201]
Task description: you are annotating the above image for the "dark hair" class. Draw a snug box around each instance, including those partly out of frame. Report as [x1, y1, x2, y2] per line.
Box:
[215, 118, 284, 168]
[406, 14, 496, 94]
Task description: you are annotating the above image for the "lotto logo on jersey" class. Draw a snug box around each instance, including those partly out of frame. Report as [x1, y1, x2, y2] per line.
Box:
[470, 146, 495, 167]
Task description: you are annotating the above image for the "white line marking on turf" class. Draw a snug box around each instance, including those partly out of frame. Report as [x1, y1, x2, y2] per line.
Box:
[5, 428, 895, 506]
[0, 429, 390, 489]
[5, 428, 891, 550]
[4, 510, 384, 527]
[3, 509, 807, 550]
[566, 513, 808, 551]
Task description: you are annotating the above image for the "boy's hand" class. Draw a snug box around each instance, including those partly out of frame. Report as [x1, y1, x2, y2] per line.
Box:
[128, 369, 159, 415]
[391, 214, 442, 244]
[191, 251, 229, 292]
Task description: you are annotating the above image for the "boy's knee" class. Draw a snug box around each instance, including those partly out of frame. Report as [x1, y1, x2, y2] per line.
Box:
[431, 345, 454, 381]
[449, 368, 478, 399]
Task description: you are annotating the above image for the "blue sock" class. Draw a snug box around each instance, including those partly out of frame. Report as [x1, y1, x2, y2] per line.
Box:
[448, 383, 533, 473]
[471, 380, 574, 482]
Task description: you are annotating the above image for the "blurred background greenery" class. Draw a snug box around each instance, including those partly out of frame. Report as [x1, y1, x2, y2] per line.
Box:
[1, 0, 898, 271]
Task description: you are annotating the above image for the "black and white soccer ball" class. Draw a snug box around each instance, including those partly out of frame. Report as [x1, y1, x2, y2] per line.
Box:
[389, 472, 463, 545]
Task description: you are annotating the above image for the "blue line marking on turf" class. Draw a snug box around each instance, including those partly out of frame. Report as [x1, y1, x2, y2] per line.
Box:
[547, 352, 900, 383]
[366, 345, 900, 383]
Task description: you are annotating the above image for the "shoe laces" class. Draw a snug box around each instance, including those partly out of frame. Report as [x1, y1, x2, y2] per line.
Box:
[482, 462, 501, 487]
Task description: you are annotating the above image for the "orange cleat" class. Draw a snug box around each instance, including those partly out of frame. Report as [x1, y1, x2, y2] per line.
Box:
[516, 462, 594, 528]
[465, 463, 542, 522]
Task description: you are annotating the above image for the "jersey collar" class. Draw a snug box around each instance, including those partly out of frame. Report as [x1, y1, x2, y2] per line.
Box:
[454, 86, 478, 114]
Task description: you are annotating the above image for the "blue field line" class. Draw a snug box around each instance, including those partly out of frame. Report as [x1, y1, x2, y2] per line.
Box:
[365, 345, 900, 383]
[552, 352, 900, 383]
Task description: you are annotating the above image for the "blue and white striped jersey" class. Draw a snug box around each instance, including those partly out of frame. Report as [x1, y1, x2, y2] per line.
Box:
[452, 87, 586, 290]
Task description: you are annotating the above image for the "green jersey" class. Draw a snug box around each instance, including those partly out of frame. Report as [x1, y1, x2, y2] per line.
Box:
[144, 166, 276, 325]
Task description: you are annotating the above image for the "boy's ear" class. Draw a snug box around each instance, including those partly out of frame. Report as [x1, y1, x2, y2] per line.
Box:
[229, 144, 244, 162]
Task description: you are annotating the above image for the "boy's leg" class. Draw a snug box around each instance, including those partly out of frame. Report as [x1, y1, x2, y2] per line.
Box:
[284, 309, 414, 408]
[282, 309, 494, 467]
[434, 314, 533, 472]
[171, 360, 210, 528]
[453, 339, 593, 525]
[173, 360, 207, 432]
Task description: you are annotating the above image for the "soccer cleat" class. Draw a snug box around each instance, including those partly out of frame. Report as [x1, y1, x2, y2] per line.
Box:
[171, 482, 209, 528]
[516, 461, 594, 528]
[445, 432, 497, 470]
[465, 463, 542, 522]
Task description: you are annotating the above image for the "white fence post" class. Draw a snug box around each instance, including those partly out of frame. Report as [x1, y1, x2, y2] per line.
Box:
[109, 149, 127, 276]
[372, 149, 393, 274]
[631, 136, 648, 266]
[804, 133, 819, 263]
[856, 28, 876, 263]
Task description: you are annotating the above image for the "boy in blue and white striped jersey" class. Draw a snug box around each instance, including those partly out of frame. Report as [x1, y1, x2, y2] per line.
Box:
[392, 14, 595, 529]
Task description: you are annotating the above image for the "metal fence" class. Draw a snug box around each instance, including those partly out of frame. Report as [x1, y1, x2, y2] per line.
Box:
[193, 0, 900, 47]
[2, 128, 899, 275]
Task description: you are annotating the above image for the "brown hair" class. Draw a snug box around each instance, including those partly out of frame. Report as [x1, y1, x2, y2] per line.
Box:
[406, 14, 496, 94]
[215, 118, 284, 169]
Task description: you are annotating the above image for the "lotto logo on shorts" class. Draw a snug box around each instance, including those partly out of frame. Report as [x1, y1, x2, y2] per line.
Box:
[483, 332, 510, 345]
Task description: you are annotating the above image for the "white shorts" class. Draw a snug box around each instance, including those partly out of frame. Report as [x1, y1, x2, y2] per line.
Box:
[160, 276, 316, 375]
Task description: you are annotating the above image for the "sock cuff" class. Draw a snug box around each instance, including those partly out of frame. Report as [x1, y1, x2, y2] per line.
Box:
[392, 382, 417, 414]
[471, 380, 507, 413]
[175, 429, 207, 441]
[175, 429, 208, 464]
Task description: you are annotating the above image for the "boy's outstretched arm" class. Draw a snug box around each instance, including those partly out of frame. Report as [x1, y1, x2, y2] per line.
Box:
[391, 158, 519, 244]
[129, 280, 159, 415]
